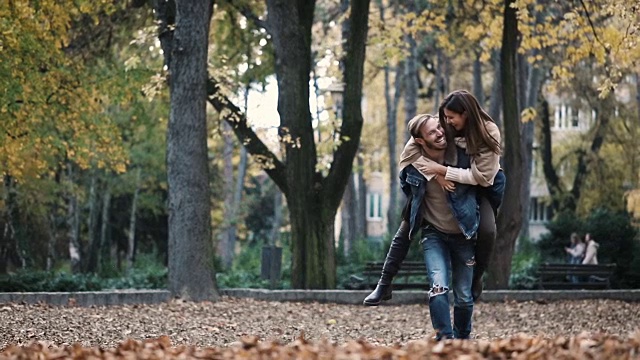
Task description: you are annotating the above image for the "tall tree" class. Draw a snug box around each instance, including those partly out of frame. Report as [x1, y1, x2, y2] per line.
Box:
[85, 173, 101, 273]
[339, 0, 358, 257]
[519, 55, 545, 240]
[487, 0, 522, 289]
[208, 0, 371, 288]
[374, 0, 404, 235]
[488, 51, 503, 128]
[155, 0, 218, 300]
[403, 33, 418, 144]
[385, 62, 403, 234]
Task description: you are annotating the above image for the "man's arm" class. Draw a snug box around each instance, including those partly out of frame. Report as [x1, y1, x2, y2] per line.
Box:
[399, 137, 435, 180]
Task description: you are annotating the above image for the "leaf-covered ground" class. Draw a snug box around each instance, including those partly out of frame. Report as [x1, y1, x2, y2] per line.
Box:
[1, 297, 639, 358]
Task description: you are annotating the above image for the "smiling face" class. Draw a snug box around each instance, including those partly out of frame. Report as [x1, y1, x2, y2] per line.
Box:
[415, 116, 447, 151]
[443, 108, 467, 132]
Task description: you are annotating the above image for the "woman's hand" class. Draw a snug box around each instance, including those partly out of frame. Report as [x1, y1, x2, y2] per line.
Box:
[435, 175, 456, 192]
[423, 160, 444, 176]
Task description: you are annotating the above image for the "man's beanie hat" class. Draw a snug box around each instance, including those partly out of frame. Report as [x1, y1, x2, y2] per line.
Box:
[408, 113, 436, 138]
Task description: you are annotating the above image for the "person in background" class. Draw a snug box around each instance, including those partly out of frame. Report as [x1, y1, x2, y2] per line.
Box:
[565, 232, 585, 265]
[565, 232, 585, 283]
[582, 233, 599, 265]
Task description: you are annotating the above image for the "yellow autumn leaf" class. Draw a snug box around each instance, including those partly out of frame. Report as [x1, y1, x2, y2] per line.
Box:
[521, 107, 537, 123]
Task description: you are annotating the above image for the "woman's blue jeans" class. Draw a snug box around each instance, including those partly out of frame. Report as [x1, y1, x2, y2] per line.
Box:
[421, 225, 475, 340]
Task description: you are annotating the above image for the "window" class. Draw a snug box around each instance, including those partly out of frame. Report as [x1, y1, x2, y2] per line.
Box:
[529, 197, 553, 223]
[554, 104, 582, 129]
[367, 192, 382, 220]
[571, 108, 579, 127]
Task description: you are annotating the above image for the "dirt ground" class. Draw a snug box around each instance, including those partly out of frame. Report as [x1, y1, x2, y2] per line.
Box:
[2, 296, 639, 350]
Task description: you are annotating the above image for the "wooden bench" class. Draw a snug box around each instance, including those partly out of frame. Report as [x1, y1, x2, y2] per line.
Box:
[537, 263, 616, 290]
[362, 261, 429, 290]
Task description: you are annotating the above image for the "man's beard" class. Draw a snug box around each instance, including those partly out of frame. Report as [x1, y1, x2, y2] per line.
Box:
[426, 137, 445, 149]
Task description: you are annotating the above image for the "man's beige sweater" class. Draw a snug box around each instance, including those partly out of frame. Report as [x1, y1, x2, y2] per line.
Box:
[397, 140, 460, 234]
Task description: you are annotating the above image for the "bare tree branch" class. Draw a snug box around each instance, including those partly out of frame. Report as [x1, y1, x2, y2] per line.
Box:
[230, 3, 270, 33]
[322, 0, 370, 211]
[578, 0, 610, 57]
[206, 77, 288, 194]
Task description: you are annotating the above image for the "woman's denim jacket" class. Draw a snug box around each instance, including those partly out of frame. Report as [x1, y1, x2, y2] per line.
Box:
[400, 147, 506, 240]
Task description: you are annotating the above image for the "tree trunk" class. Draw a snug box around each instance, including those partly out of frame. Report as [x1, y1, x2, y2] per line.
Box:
[340, 174, 356, 256]
[46, 213, 56, 271]
[218, 121, 235, 269]
[472, 52, 484, 106]
[487, 0, 522, 289]
[207, 0, 370, 288]
[160, 0, 217, 301]
[355, 154, 367, 240]
[267, 0, 325, 287]
[289, 201, 337, 288]
[403, 33, 418, 144]
[519, 61, 544, 240]
[66, 165, 82, 274]
[1, 175, 23, 272]
[434, 48, 451, 113]
[230, 145, 247, 244]
[338, 0, 358, 256]
[85, 173, 101, 273]
[488, 50, 503, 127]
[99, 187, 111, 273]
[126, 168, 141, 271]
[636, 73, 640, 125]
[634, 73, 640, 187]
[269, 188, 282, 246]
[217, 83, 250, 268]
[227, 87, 250, 264]
[385, 60, 403, 235]
[340, 0, 349, 74]
[539, 97, 562, 210]
[68, 193, 81, 274]
[0, 176, 9, 274]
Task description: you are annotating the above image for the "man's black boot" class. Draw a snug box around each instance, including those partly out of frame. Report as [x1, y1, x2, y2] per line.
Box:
[363, 284, 392, 306]
[362, 221, 411, 306]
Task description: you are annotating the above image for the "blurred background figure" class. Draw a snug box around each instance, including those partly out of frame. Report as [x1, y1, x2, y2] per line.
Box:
[565, 233, 585, 283]
[565, 232, 585, 264]
[582, 233, 599, 265]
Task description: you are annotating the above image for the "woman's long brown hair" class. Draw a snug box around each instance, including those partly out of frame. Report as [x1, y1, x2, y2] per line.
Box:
[438, 90, 501, 156]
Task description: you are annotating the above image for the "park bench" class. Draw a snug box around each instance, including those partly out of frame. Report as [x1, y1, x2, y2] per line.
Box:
[359, 261, 429, 290]
[537, 263, 616, 290]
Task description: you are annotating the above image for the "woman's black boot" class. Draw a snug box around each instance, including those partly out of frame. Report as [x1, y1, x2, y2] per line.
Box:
[363, 221, 411, 306]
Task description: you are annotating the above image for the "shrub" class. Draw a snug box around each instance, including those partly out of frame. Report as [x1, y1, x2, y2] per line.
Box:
[509, 238, 540, 289]
[0, 252, 168, 292]
[0, 271, 102, 292]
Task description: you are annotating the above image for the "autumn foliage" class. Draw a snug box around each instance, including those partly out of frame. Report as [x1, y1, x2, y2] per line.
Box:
[2, 332, 640, 359]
